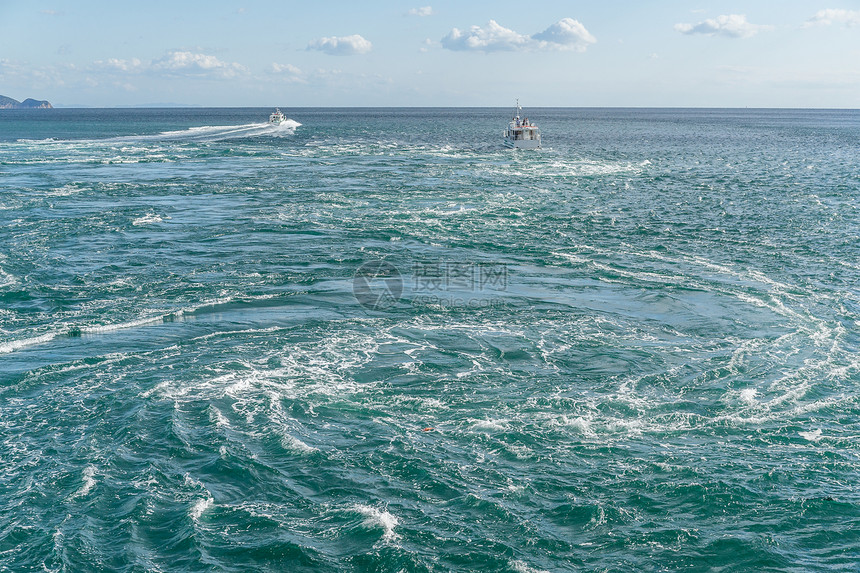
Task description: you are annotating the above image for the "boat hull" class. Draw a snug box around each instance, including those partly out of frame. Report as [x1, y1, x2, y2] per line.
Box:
[504, 137, 541, 149]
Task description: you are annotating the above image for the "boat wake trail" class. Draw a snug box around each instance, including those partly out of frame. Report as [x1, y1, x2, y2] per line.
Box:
[134, 120, 301, 142]
[3, 119, 303, 166]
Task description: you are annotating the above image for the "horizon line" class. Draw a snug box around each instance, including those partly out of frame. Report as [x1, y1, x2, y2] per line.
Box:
[27, 104, 860, 111]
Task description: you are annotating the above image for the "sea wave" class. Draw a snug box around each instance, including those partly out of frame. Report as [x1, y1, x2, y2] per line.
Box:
[350, 504, 401, 543]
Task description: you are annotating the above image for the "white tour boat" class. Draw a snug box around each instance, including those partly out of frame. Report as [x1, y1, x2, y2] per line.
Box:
[268, 108, 287, 125]
[503, 100, 541, 149]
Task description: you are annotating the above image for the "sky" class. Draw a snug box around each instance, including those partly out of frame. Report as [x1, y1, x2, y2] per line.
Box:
[1, 1, 859, 107]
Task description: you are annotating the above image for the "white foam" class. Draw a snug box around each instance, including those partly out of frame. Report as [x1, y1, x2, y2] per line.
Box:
[46, 184, 82, 196]
[132, 213, 164, 226]
[190, 496, 213, 521]
[478, 157, 641, 179]
[209, 406, 230, 428]
[799, 429, 822, 442]
[504, 443, 535, 459]
[140, 380, 171, 399]
[0, 267, 19, 288]
[177, 296, 241, 318]
[472, 419, 507, 432]
[82, 315, 166, 334]
[150, 120, 301, 142]
[552, 251, 591, 265]
[70, 465, 97, 499]
[0, 332, 58, 354]
[279, 433, 318, 455]
[739, 388, 759, 405]
[266, 395, 319, 454]
[9, 121, 303, 157]
[185, 474, 214, 522]
[420, 397, 445, 409]
[352, 504, 400, 542]
[560, 416, 594, 435]
[716, 396, 841, 426]
[511, 560, 551, 573]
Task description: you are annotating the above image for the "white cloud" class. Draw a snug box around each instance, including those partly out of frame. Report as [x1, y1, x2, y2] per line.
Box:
[152, 51, 247, 77]
[94, 58, 144, 72]
[674, 14, 770, 39]
[307, 35, 372, 55]
[270, 63, 307, 83]
[90, 52, 246, 79]
[408, 6, 434, 17]
[442, 18, 595, 52]
[804, 9, 860, 27]
[442, 20, 529, 51]
[0, 58, 24, 79]
[532, 18, 596, 52]
[272, 63, 302, 75]
[0, 58, 67, 89]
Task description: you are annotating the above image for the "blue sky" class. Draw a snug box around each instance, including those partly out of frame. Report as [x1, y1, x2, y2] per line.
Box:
[1, 1, 858, 107]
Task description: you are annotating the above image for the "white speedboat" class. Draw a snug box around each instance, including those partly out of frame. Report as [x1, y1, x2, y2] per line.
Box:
[503, 100, 541, 149]
[268, 108, 287, 125]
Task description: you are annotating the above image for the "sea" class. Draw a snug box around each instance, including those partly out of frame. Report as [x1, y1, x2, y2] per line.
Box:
[1, 107, 859, 572]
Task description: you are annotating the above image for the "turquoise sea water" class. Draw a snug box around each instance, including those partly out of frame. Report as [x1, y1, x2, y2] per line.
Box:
[1, 107, 859, 571]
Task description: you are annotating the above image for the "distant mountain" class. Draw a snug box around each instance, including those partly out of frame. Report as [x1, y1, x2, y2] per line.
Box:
[0, 95, 53, 109]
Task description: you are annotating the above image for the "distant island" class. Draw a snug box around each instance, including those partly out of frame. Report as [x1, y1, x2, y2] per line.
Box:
[0, 95, 53, 109]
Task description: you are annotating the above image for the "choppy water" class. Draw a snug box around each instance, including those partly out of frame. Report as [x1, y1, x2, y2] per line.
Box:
[1, 107, 859, 572]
